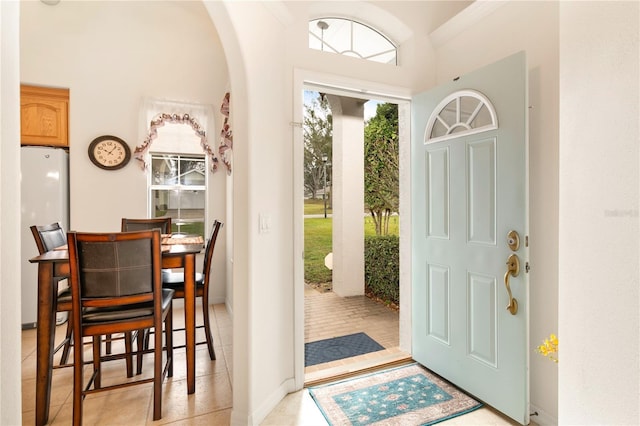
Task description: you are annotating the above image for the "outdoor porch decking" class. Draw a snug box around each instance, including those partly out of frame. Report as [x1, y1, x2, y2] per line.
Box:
[304, 284, 410, 385]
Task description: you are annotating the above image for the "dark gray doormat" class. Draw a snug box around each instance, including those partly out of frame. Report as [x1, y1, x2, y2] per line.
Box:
[305, 332, 385, 367]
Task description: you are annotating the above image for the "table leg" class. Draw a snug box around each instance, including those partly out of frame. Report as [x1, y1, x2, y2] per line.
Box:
[184, 253, 196, 394]
[35, 262, 56, 426]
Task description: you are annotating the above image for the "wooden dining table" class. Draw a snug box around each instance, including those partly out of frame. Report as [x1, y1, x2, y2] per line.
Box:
[29, 242, 203, 426]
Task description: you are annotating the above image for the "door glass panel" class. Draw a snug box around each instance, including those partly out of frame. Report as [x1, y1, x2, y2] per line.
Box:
[438, 100, 457, 125]
[471, 105, 493, 128]
[430, 119, 448, 139]
[426, 92, 498, 143]
[459, 96, 480, 123]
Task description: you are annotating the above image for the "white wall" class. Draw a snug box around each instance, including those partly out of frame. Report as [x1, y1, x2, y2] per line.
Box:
[559, 2, 639, 424]
[433, 2, 560, 422]
[204, 1, 427, 423]
[20, 1, 229, 304]
[204, 1, 465, 423]
[0, 2, 24, 423]
[204, 2, 297, 423]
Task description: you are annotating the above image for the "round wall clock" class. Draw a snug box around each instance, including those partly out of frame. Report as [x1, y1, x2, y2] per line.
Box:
[88, 135, 131, 170]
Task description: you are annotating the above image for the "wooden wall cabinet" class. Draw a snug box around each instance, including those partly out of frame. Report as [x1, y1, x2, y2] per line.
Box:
[20, 85, 69, 147]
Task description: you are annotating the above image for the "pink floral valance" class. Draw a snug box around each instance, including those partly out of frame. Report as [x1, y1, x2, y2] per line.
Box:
[134, 112, 219, 172]
[218, 92, 232, 174]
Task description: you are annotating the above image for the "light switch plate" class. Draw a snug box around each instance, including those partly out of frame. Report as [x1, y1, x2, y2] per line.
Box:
[259, 213, 271, 234]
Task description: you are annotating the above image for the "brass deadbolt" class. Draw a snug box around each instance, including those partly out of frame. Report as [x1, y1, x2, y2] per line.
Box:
[507, 230, 520, 251]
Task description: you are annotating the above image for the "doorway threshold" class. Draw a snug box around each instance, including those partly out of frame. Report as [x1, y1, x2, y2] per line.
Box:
[304, 347, 412, 387]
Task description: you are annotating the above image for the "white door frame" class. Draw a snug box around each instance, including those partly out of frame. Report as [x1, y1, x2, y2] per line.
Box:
[292, 69, 412, 388]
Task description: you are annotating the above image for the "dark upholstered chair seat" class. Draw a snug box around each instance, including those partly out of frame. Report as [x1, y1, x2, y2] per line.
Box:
[83, 289, 174, 323]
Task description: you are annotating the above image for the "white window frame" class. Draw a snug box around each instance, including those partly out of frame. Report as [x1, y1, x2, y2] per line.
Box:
[424, 90, 498, 144]
[140, 98, 215, 235]
[148, 152, 207, 237]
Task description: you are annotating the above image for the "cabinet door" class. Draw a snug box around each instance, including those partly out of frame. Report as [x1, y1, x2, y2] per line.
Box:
[20, 85, 69, 147]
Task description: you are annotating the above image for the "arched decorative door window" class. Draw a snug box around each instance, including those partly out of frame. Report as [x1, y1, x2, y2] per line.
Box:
[424, 90, 498, 144]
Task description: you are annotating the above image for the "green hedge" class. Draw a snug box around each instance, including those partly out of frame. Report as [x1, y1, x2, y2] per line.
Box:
[364, 235, 399, 306]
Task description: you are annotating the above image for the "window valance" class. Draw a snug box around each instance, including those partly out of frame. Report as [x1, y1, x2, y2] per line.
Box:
[218, 92, 232, 174]
[135, 98, 219, 172]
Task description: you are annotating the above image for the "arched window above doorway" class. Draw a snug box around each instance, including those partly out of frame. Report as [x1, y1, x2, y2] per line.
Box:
[308, 18, 397, 65]
[424, 90, 498, 144]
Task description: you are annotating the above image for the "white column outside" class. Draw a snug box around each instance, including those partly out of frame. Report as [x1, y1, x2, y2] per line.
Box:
[327, 95, 366, 297]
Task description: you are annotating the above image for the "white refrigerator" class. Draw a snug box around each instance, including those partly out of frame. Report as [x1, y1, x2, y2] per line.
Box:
[20, 146, 69, 328]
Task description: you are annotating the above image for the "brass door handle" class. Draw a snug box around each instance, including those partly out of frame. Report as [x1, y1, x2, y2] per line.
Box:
[504, 254, 520, 315]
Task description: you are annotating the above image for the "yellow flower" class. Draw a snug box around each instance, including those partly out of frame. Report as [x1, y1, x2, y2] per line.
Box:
[536, 333, 558, 363]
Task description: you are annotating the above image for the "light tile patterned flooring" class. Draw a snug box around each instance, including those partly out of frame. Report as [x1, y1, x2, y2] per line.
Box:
[21, 289, 518, 425]
[21, 303, 233, 425]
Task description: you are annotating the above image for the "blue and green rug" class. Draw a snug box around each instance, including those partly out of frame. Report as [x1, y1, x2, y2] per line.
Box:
[308, 363, 482, 425]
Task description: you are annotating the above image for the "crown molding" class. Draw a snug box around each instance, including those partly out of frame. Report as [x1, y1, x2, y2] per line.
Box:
[430, 0, 507, 49]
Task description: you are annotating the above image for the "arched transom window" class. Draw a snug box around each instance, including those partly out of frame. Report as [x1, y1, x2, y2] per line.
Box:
[308, 18, 397, 65]
[425, 90, 498, 143]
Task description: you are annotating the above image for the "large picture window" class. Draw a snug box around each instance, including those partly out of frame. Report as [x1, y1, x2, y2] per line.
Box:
[150, 153, 206, 237]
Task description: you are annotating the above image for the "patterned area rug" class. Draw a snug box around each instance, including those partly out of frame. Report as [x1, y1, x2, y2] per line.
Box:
[305, 332, 385, 367]
[308, 363, 482, 425]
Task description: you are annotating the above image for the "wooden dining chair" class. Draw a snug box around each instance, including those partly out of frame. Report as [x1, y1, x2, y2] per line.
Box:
[120, 217, 172, 363]
[31, 223, 139, 376]
[161, 220, 223, 360]
[30, 223, 73, 365]
[121, 217, 172, 234]
[67, 229, 174, 425]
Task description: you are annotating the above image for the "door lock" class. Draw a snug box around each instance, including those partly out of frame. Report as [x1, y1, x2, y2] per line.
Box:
[507, 230, 520, 251]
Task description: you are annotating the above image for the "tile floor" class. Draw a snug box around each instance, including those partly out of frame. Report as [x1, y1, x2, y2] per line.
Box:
[21, 303, 233, 425]
[286, 285, 519, 426]
[21, 288, 520, 425]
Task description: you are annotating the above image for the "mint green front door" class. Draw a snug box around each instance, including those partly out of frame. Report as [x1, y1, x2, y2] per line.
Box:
[411, 52, 529, 424]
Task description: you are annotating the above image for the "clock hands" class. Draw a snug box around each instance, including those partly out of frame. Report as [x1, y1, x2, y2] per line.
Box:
[101, 145, 120, 158]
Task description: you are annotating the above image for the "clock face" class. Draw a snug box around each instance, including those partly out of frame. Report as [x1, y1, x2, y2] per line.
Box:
[88, 136, 131, 170]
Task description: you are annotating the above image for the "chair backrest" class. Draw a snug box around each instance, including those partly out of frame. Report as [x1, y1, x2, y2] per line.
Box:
[67, 230, 162, 309]
[202, 220, 224, 280]
[121, 217, 172, 234]
[31, 222, 67, 254]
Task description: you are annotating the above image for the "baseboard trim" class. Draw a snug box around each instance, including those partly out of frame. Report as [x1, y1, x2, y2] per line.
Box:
[529, 403, 557, 426]
[252, 377, 297, 424]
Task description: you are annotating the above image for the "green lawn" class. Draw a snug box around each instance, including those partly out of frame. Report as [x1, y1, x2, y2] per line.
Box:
[304, 198, 332, 215]
[304, 218, 333, 283]
[304, 214, 399, 284]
